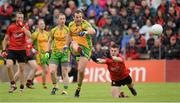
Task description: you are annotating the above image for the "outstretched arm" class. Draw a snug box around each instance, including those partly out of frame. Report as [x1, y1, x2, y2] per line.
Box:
[96, 58, 106, 64]
[112, 56, 123, 62]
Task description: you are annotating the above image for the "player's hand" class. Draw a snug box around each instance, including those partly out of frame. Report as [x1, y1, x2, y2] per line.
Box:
[62, 45, 68, 53]
[44, 51, 50, 60]
[17, 20, 24, 28]
[79, 31, 87, 36]
[1, 50, 8, 58]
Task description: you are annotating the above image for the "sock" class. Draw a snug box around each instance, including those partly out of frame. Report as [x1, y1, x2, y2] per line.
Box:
[53, 82, 57, 88]
[20, 84, 24, 89]
[129, 87, 133, 91]
[64, 86, 68, 90]
[10, 81, 16, 85]
[77, 83, 82, 89]
[27, 80, 32, 85]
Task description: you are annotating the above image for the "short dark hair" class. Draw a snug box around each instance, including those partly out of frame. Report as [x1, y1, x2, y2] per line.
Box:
[57, 12, 66, 18]
[16, 11, 23, 15]
[110, 44, 119, 49]
[73, 9, 83, 16]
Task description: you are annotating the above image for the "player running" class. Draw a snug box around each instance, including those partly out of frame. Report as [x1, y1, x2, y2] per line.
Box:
[45, 13, 71, 95]
[29, 19, 49, 89]
[68, 10, 96, 97]
[2, 12, 31, 93]
[95, 44, 137, 98]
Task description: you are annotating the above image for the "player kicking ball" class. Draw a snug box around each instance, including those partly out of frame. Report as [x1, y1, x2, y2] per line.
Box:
[95, 44, 137, 98]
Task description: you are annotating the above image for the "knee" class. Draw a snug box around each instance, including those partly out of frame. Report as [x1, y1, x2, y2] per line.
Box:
[78, 68, 84, 74]
[50, 69, 56, 74]
[6, 62, 13, 69]
[19, 68, 24, 73]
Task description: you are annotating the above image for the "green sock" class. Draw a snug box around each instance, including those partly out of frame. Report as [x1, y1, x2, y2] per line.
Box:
[64, 86, 68, 90]
[77, 83, 82, 89]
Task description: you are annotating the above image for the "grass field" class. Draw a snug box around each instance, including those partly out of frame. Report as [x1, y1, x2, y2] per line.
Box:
[0, 82, 180, 102]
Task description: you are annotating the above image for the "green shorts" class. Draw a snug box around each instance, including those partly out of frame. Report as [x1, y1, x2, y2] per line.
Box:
[37, 52, 50, 65]
[50, 50, 70, 65]
[70, 44, 92, 60]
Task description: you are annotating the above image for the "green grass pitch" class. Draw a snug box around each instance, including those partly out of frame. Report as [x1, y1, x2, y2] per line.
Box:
[0, 82, 180, 102]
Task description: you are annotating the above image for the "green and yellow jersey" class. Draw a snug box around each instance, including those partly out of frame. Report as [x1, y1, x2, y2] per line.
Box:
[50, 26, 69, 52]
[68, 20, 93, 49]
[32, 30, 49, 53]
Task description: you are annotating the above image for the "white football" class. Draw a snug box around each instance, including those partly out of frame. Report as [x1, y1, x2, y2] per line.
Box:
[151, 24, 163, 35]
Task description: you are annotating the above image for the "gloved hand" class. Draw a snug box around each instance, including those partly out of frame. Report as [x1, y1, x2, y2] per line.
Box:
[79, 31, 87, 36]
[1, 50, 8, 58]
[44, 51, 50, 60]
[17, 20, 24, 28]
[62, 45, 68, 53]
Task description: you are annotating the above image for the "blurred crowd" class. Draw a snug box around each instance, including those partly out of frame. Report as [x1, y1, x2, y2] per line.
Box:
[0, 0, 179, 60]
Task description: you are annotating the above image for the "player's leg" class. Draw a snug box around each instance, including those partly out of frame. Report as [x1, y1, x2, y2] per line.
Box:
[111, 86, 120, 98]
[17, 50, 27, 93]
[14, 62, 19, 82]
[61, 63, 70, 95]
[111, 80, 128, 98]
[70, 41, 85, 56]
[74, 56, 88, 97]
[6, 59, 17, 93]
[6, 50, 17, 93]
[127, 83, 137, 96]
[26, 59, 38, 88]
[18, 62, 25, 93]
[49, 63, 58, 95]
[125, 76, 137, 96]
[41, 64, 48, 89]
[49, 52, 59, 95]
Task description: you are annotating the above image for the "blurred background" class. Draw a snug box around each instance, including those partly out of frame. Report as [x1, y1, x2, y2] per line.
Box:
[0, 0, 179, 83]
[0, 0, 179, 60]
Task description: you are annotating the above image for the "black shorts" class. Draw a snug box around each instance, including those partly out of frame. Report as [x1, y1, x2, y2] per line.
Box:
[25, 55, 35, 63]
[111, 75, 132, 87]
[7, 50, 26, 63]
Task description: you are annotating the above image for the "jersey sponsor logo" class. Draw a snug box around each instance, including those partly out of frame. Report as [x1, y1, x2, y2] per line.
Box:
[129, 67, 146, 82]
[14, 33, 24, 38]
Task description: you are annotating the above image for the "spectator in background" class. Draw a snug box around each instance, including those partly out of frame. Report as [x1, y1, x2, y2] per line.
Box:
[51, 8, 60, 27]
[51, 0, 66, 13]
[99, 27, 112, 48]
[97, 11, 109, 30]
[39, 6, 51, 27]
[147, 33, 155, 51]
[134, 28, 146, 53]
[126, 38, 140, 60]
[127, 0, 135, 17]
[165, 36, 180, 59]
[131, 5, 144, 27]
[121, 27, 134, 52]
[161, 27, 174, 46]
[0, 0, 13, 26]
[92, 42, 104, 59]
[27, 18, 36, 32]
[119, 8, 130, 34]
[170, 0, 180, 17]
[65, 8, 73, 26]
[87, 0, 103, 21]
[155, 9, 165, 26]
[139, 19, 152, 40]
[89, 19, 100, 45]
[149, 39, 165, 59]
[29, 7, 39, 24]
[157, 0, 169, 14]
[68, 0, 77, 13]
[110, 8, 120, 27]
[142, 7, 153, 25]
